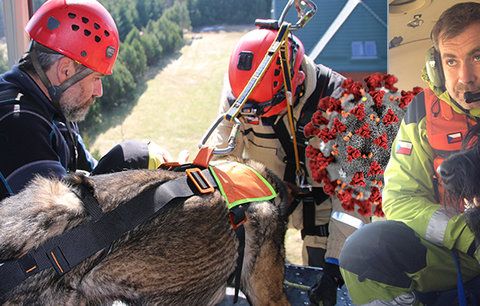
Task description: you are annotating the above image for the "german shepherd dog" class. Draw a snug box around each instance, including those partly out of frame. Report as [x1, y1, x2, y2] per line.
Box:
[438, 124, 480, 239]
[0, 159, 289, 305]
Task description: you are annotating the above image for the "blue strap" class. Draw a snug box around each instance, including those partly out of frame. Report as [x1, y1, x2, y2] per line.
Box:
[0, 170, 13, 197]
[452, 249, 467, 306]
[325, 257, 339, 265]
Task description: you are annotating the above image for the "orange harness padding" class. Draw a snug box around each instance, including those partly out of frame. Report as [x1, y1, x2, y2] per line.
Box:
[209, 161, 277, 209]
[424, 88, 476, 205]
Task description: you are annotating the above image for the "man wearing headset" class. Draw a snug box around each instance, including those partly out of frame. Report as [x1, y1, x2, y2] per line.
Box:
[0, 0, 173, 200]
[339, 2, 480, 304]
[211, 28, 370, 305]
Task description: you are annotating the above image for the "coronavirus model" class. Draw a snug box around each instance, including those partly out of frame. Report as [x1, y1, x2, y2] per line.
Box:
[305, 73, 422, 217]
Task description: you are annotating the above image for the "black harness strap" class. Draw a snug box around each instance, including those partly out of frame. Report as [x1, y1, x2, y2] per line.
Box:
[233, 224, 246, 303]
[272, 64, 332, 184]
[73, 183, 104, 221]
[272, 65, 332, 238]
[227, 205, 249, 304]
[0, 169, 218, 300]
[301, 189, 329, 239]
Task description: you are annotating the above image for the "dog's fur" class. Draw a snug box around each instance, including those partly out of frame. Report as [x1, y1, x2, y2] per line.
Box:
[440, 124, 480, 242]
[0, 159, 289, 305]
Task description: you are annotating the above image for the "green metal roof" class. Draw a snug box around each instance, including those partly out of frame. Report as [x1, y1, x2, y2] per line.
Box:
[272, 0, 387, 72]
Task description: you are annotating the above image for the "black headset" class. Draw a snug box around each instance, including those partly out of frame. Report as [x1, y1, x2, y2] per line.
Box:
[425, 46, 445, 90]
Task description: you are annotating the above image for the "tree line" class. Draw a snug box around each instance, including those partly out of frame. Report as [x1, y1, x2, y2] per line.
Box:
[83, 0, 270, 131]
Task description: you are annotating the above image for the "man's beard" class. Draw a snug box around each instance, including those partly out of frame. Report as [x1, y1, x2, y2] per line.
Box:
[59, 95, 94, 122]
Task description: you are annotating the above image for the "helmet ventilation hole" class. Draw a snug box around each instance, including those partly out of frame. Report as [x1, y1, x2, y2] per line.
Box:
[71, 24, 80, 31]
[68, 13, 76, 19]
[273, 81, 278, 87]
[84, 29, 91, 36]
[95, 36, 101, 43]
[274, 69, 280, 76]
[47, 17, 60, 30]
[80, 51, 87, 57]
[94, 23, 100, 30]
[82, 17, 89, 24]
[104, 30, 110, 37]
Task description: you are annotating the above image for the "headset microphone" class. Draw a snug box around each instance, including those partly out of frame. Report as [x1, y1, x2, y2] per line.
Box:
[464, 91, 480, 103]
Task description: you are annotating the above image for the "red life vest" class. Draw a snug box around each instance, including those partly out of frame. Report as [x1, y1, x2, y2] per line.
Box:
[424, 88, 476, 206]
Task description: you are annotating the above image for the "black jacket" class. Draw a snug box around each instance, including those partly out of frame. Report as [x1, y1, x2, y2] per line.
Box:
[0, 65, 96, 200]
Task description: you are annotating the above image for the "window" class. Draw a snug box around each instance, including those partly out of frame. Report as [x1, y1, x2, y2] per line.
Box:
[351, 41, 378, 60]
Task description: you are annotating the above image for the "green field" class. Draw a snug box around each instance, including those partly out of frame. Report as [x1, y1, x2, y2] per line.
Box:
[88, 25, 303, 265]
[90, 26, 249, 158]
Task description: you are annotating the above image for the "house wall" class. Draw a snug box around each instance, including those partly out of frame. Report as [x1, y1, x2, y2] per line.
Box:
[273, 0, 387, 73]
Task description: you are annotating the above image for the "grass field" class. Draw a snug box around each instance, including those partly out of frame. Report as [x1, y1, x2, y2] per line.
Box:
[88, 25, 303, 265]
[90, 26, 249, 158]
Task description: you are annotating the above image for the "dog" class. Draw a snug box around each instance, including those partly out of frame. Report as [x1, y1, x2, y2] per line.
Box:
[438, 124, 480, 239]
[0, 159, 289, 305]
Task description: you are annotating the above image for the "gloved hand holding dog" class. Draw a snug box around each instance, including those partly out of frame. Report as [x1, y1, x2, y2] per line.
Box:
[309, 263, 344, 306]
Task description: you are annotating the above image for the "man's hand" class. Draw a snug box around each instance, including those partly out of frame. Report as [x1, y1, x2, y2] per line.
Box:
[309, 263, 344, 306]
[148, 142, 189, 169]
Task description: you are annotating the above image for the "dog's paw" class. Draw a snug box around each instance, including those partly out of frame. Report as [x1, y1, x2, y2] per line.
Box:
[464, 205, 480, 241]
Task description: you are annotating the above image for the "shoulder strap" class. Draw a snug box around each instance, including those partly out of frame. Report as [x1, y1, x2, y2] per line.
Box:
[272, 64, 332, 183]
[0, 89, 23, 104]
[0, 91, 65, 199]
[299, 64, 332, 124]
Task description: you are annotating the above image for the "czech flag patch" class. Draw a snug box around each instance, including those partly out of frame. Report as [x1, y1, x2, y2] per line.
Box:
[396, 140, 413, 155]
[447, 132, 462, 144]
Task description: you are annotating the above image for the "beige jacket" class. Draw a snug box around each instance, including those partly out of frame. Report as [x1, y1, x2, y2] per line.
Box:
[210, 56, 369, 261]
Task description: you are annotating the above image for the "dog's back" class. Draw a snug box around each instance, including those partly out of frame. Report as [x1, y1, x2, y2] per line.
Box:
[0, 160, 289, 305]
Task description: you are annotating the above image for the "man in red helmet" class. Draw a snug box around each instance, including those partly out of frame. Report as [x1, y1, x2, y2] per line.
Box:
[211, 28, 370, 305]
[0, 0, 174, 200]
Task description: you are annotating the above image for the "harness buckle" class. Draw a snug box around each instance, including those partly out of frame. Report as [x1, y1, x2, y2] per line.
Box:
[186, 168, 214, 194]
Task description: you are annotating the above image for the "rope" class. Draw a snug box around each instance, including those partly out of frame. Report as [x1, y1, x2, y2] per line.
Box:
[283, 279, 311, 291]
[279, 32, 302, 178]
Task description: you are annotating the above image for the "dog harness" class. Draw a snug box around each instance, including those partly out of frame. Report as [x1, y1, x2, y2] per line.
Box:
[0, 159, 276, 302]
[424, 88, 477, 206]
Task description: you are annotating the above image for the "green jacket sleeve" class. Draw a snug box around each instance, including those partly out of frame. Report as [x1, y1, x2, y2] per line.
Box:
[383, 114, 475, 254]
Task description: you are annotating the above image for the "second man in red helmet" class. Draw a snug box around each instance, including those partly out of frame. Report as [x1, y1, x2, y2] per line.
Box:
[210, 27, 371, 305]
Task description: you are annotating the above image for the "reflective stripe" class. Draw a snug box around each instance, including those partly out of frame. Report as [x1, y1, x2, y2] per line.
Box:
[331, 211, 364, 229]
[425, 208, 449, 246]
[362, 292, 416, 306]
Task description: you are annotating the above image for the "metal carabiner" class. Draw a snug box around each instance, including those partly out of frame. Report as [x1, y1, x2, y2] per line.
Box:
[198, 115, 241, 155]
[278, 0, 317, 31]
[295, 169, 312, 192]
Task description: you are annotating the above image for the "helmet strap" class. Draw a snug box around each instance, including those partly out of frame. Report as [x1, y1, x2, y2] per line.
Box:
[29, 41, 93, 110]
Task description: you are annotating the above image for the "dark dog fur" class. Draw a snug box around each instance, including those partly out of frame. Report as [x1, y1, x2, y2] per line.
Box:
[439, 124, 480, 243]
[0, 159, 289, 305]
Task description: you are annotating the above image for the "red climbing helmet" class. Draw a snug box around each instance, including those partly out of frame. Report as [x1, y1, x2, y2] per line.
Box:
[25, 0, 119, 75]
[228, 28, 305, 117]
